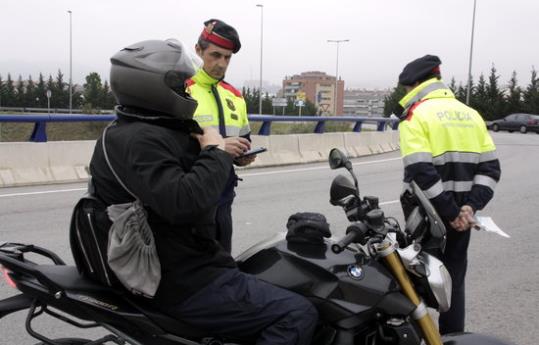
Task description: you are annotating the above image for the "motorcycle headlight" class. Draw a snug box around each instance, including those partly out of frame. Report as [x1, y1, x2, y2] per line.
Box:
[421, 253, 452, 312]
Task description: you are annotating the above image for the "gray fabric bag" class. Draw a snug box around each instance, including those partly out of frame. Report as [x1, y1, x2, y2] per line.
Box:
[102, 124, 161, 298]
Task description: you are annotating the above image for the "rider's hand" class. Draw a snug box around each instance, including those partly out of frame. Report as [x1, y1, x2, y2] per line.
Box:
[192, 127, 225, 151]
[235, 154, 256, 166]
[224, 137, 251, 158]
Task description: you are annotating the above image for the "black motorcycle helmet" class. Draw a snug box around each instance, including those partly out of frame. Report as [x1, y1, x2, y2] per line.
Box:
[110, 39, 199, 119]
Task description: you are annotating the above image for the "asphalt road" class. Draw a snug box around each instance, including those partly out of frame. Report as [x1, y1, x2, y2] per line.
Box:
[1, 131, 538, 345]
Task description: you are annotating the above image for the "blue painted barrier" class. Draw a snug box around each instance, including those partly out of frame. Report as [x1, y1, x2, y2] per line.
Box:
[0, 114, 399, 142]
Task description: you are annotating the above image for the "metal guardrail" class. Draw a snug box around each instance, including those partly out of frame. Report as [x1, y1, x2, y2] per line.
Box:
[0, 114, 399, 142]
[0, 107, 114, 114]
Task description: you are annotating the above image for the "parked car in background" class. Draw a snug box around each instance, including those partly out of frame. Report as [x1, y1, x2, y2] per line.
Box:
[489, 113, 539, 133]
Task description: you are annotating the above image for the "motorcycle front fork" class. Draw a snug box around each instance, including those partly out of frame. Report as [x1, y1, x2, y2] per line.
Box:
[375, 241, 443, 345]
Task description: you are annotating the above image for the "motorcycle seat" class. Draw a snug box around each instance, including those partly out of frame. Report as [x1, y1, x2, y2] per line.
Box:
[34, 265, 114, 293]
[33, 265, 212, 339]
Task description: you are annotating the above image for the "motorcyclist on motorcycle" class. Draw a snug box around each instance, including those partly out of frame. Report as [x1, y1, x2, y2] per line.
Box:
[87, 38, 317, 345]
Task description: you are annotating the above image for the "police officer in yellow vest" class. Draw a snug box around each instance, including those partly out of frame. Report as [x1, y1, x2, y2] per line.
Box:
[187, 19, 254, 253]
[397, 55, 501, 335]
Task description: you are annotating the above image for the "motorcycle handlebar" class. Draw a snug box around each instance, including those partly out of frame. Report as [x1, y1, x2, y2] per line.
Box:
[331, 231, 358, 254]
[331, 222, 370, 254]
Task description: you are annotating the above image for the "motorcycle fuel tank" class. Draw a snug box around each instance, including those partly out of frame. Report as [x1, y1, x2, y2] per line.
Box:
[237, 233, 409, 325]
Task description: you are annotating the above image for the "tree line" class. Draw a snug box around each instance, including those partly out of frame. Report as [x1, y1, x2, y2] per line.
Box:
[384, 66, 539, 120]
[0, 70, 115, 112]
[0, 69, 320, 116]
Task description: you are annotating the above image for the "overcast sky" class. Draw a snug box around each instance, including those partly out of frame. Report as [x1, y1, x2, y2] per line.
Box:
[1, 0, 538, 90]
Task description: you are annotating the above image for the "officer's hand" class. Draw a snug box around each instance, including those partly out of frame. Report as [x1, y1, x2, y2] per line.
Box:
[235, 155, 256, 166]
[224, 137, 251, 157]
[193, 127, 225, 151]
[460, 205, 476, 225]
[450, 215, 470, 232]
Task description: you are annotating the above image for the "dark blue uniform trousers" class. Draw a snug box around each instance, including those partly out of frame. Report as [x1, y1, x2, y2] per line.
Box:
[438, 228, 471, 335]
[162, 269, 318, 345]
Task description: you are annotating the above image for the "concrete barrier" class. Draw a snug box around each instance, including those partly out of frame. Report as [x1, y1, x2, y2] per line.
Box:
[0, 141, 94, 187]
[297, 133, 348, 163]
[343, 132, 373, 157]
[0, 132, 399, 187]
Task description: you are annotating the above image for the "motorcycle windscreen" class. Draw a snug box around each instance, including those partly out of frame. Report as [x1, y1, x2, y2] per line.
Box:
[410, 181, 447, 251]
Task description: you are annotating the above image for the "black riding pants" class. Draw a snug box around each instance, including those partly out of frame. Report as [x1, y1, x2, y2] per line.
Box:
[215, 200, 233, 253]
[438, 228, 471, 335]
[162, 269, 318, 345]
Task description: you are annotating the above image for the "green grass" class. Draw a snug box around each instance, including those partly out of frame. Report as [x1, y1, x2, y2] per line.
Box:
[0, 119, 372, 142]
[0, 122, 109, 142]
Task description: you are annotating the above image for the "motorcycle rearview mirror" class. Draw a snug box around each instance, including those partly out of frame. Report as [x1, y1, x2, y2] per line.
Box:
[328, 148, 360, 199]
[330, 174, 357, 206]
[328, 148, 351, 170]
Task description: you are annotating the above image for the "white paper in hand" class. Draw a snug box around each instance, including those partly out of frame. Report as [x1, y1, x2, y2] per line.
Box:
[473, 216, 510, 238]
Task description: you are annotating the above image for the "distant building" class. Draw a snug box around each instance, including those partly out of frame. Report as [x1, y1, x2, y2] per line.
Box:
[282, 71, 344, 115]
[343, 88, 390, 117]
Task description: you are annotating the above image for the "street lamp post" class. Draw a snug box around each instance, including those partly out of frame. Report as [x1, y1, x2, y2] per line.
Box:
[327, 39, 349, 116]
[256, 4, 264, 115]
[68, 10, 73, 114]
[46, 90, 52, 115]
[465, 0, 477, 105]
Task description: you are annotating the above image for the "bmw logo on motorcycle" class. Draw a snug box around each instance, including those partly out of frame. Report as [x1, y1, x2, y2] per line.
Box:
[347, 264, 364, 280]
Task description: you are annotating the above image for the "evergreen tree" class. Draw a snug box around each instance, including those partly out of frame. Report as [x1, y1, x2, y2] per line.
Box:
[262, 92, 273, 115]
[245, 88, 263, 114]
[523, 67, 539, 114]
[46, 75, 55, 107]
[484, 65, 504, 120]
[35, 73, 47, 107]
[448, 77, 457, 93]
[55, 69, 68, 108]
[242, 87, 256, 113]
[0, 74, 4, 107]
[15, 75, 25, 107]
[383, 84, 406, 116]
[471, 74, 488, 117]
[74, 89, 85, 109]
[456, 83, 467, 103]
[83, 72, 103, 110]
[504, 71, 522, 116]
[25, 75, 36, 107]
[5, 74, 16, 107]
[462, 76, 474, 105]
[101, 81, 116, 109]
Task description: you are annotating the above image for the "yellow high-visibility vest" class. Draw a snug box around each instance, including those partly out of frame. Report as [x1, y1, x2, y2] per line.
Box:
[187, 68, 250, 137]
[398, 78, 500, 218]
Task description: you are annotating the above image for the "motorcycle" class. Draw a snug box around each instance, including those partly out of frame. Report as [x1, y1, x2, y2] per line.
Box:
[0, 148, 513, 345]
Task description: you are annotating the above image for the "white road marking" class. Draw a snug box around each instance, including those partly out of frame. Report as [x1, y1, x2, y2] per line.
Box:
[0, 156, 402, 199]
[380, 200, 399, 206]
[0, 188, 86, 198]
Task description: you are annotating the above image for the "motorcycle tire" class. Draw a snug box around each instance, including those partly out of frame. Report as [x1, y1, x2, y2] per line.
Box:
[33, 338, 94, 345]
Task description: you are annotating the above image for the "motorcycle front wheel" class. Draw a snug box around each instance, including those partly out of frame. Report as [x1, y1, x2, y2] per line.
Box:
[33, 338, 94, 345]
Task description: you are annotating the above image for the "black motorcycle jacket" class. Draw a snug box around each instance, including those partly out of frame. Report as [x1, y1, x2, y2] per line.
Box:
[89, 108, 237, 304]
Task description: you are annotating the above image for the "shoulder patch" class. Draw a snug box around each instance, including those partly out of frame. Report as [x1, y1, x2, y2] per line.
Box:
[185, 78, 195, 88]
[406, 99, 428, 121]
[219, 81, 243, 98]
